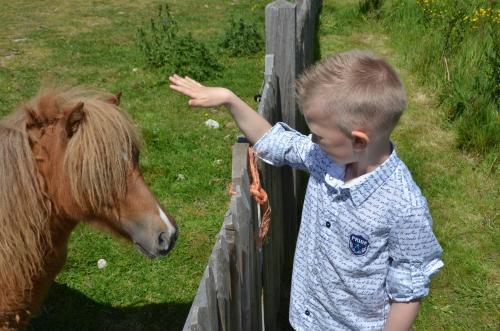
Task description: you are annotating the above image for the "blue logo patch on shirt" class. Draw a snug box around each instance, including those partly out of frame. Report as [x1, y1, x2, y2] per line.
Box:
[349, 234, 369, 256]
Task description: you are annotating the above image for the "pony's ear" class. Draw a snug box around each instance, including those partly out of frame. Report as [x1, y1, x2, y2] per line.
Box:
[24, 106, 42, 129]
[107, 91, 122, 106]
[66, 102, 85, 138]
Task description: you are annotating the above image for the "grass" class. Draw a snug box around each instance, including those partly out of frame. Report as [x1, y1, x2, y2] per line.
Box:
[0, 0, 498, 330]
[381, 0, 499, 161]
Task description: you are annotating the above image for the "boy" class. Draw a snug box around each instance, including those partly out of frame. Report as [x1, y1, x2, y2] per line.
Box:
[169, 50, 443, 331]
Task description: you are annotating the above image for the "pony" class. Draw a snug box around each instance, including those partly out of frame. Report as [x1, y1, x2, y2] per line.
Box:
[0, 87, 178, 330]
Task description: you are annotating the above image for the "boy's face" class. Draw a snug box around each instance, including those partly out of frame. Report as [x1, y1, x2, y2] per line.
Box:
[303, 100, 357, 165]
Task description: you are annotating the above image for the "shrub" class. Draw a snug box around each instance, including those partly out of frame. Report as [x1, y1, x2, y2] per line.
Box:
[218, 18, 264, 57]
[137, 4, 222, 80]
[359, 0, 384, 16]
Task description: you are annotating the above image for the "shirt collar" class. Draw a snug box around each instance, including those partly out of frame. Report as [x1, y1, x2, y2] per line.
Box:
[325, 145, 400, 207]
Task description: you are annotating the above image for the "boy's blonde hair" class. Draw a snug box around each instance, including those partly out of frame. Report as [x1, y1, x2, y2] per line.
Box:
[296, 50, 407, 137]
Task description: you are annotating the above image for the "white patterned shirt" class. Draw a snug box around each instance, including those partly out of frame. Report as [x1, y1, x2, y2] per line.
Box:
[254, 122, 444, 331]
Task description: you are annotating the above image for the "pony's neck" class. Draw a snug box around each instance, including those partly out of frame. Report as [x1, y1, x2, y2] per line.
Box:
[0, 215, 78, 330]
[30, 215, 78, 309]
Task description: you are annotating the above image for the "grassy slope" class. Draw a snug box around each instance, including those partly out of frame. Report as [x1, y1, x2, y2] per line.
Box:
[0, 1, 265, 330]
[320, 1, 499, 329]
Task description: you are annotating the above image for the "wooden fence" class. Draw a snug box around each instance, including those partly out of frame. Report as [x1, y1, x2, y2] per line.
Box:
[183, 1, 322, 330]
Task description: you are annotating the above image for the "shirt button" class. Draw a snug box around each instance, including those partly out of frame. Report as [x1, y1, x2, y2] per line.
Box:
[305, 310, 310, 316]
[326, 221, 331, 228]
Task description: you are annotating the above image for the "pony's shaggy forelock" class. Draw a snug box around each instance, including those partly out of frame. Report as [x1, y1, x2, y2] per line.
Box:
[60, 88, 141, 214]
[0, 87, 141, 307]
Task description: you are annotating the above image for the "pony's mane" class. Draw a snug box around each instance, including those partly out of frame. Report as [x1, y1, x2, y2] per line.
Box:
[0, 87, 141, 305]
[0, 120, 51, 305]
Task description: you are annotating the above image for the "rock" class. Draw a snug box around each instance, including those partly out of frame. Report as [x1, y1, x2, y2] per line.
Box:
[97, 259, 107, 269]
[204, 119, 220, 129]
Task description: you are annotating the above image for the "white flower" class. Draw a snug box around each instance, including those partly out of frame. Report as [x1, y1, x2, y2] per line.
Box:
[176, 174, 186, 181]
[97, 259, 107, 269]
[204, 119, 220, 129]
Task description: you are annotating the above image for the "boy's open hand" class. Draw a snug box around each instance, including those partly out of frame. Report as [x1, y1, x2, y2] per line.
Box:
[169, 74, 233, 108]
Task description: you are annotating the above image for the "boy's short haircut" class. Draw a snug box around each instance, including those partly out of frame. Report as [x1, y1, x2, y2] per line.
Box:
[296, 50, 407, 136]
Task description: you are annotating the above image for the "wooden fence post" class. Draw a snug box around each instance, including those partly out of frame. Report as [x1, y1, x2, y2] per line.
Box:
[264, 2, 299, 329]
[261, 1, 322, 329]
[182, 2, 322, 330]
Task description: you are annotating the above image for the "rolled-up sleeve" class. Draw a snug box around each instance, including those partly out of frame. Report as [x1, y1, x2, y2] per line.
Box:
[253, 122, 316, 172]
[386, 205, 444, 302]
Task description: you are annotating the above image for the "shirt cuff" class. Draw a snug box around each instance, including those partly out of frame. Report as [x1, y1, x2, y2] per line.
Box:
[386, 258, 444, 302]
[253, 122, 294, 166]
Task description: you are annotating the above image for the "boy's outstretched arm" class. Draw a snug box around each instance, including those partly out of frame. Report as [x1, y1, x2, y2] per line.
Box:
[169, 75, 272, 145]
[383, 300, 420, 331]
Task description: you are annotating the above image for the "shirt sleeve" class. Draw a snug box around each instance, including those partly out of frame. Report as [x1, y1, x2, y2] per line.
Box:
[253, 122, 317, 172]
[386, 204, 444, 302]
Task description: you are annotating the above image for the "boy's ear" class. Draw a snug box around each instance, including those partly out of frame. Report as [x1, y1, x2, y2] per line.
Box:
[351, 130, 369, 151]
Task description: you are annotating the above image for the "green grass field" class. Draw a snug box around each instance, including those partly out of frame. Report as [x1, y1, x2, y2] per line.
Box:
[0, 0, 498, 330]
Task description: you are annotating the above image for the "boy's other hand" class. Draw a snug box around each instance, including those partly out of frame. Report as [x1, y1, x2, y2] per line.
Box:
[169, 74, 233, 108]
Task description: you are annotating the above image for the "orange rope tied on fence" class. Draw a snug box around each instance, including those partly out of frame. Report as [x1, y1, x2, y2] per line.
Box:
[248, 147, 271, 245]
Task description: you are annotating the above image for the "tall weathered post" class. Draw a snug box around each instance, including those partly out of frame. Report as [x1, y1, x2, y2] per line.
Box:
[183, 1, 322, 330]
[263, 2, 299, 329]
[261, 0, 322, 329]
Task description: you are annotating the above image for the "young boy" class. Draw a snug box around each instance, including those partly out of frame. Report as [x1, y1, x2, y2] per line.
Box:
[169, 50, 443, 331]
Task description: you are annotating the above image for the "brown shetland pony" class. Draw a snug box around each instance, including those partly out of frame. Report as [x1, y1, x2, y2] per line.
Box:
[0, 87, 178, 330]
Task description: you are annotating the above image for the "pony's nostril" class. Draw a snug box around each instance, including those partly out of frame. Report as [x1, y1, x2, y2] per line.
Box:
[158, 231, 177, 256]
[158, 232, 168, 248]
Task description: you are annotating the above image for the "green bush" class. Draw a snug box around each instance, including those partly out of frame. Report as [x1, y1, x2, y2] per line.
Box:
[137, 4, 222, 80]
[382, 0, 499, 160]
[218, 18, 264, 56]
[359, 0, 384, 16]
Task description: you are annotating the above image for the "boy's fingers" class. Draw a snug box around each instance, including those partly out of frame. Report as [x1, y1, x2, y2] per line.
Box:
[188, 99, 203, 107]
[185, 76, 202, 87]
[170, 84, 196, 98]
[170, 77, 192, 89]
